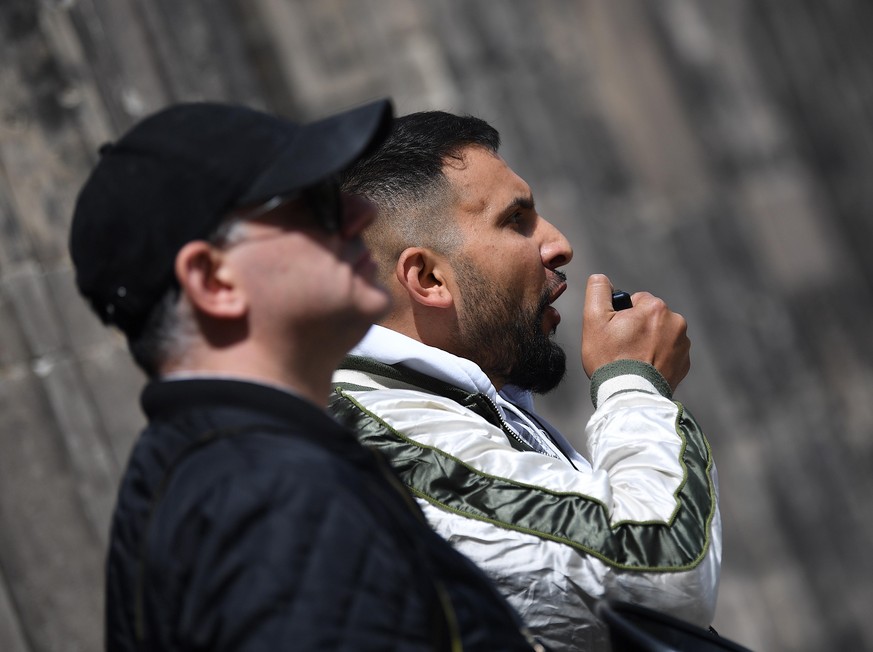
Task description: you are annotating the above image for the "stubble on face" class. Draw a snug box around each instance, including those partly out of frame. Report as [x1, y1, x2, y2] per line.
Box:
[451, 257, 567, 394]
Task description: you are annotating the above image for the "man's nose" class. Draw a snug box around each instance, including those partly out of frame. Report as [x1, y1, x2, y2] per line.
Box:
[339, 193, 377, 238]
[539, 217, 573, 269]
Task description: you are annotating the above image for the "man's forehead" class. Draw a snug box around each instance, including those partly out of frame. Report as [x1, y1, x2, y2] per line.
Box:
[442, 146, 532, 213]
[441, 144, 504, 174]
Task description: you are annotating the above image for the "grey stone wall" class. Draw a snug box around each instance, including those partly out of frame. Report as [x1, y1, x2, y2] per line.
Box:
[2, 1, 871, 649]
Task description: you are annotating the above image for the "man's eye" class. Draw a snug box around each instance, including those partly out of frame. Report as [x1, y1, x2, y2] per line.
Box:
[507, 212, 523, 226]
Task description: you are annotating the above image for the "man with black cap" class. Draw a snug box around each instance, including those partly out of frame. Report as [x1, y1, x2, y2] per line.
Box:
[70, 100, 541, 651]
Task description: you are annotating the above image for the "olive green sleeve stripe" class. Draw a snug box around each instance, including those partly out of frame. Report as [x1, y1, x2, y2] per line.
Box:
[330, 389, 716, 571]
[590, 360, 673, 407]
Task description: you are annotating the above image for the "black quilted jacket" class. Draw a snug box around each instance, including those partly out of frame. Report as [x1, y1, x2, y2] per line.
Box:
[105, 378, 538, 651]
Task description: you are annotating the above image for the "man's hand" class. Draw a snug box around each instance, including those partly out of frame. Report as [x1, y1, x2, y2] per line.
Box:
[582, 274, 690, 391]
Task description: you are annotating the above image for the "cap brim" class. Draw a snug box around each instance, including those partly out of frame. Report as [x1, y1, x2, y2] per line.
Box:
[237, 98, 393, 206]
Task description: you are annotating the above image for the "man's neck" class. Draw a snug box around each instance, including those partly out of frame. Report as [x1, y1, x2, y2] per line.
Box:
[378, 315, 506, 391]
[162, 346, 337, 408]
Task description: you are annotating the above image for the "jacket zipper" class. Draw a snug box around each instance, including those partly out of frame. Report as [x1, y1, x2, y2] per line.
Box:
[477, 393, 557, 457]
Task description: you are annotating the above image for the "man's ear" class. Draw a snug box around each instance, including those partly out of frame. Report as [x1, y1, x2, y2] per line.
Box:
[396, 247, 454, 309]
[174, 241, 247, 319]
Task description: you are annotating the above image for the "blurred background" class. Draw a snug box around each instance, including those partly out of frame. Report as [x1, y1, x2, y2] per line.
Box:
[2, 0, 872, 649]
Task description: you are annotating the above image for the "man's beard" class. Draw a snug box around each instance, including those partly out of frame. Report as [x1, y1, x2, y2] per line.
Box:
[452, 259, 567, 394]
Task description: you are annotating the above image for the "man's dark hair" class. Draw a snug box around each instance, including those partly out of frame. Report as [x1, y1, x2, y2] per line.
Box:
[341, 112, 500, 278]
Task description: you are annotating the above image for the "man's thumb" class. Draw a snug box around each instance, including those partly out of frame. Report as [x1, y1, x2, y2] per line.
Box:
[584, 273, 614, 316]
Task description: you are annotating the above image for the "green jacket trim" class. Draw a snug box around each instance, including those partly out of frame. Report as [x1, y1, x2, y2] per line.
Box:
[590, 359, 673, 407]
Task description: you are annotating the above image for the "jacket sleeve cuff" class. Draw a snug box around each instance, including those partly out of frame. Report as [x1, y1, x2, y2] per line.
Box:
[589, 360, 673, 408]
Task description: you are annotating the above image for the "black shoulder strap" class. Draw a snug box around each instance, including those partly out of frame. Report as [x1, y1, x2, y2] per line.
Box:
[336, 355, 536, 453]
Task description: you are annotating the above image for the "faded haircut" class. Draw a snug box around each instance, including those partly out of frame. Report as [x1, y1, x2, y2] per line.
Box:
[340, 111, 500, 281]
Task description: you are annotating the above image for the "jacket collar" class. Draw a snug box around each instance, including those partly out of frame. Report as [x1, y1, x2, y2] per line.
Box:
[141, 377, 344, 438]
[350, 325, 501, 401]
[350, 325, 541, 410]
[347, 326, 587, 466]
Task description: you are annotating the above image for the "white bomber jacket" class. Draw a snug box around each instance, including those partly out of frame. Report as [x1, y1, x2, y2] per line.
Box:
[330, 326, 721, 651]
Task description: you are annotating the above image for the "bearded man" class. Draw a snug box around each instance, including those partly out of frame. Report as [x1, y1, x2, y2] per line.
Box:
[329, 111, 722, 652]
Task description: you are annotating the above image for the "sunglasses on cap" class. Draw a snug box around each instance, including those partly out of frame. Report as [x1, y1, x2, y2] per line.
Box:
[238, 176, 342, 232]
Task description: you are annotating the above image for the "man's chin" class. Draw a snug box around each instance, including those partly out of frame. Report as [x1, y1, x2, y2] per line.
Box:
[507, 344, 567, 395]
[351, 285, 392, 327]
[528, 369, 566, 395]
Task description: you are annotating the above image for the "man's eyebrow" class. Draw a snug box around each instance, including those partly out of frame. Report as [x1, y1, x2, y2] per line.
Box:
[500, 195, 535, 215]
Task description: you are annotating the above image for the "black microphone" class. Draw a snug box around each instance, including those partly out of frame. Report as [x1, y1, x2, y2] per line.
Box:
[611, 290, 632, 311]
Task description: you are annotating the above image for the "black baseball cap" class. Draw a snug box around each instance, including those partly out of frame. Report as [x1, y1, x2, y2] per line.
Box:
[70, 98, 393, 338]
